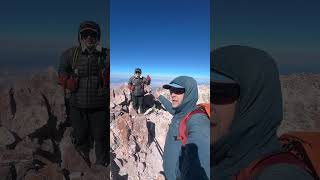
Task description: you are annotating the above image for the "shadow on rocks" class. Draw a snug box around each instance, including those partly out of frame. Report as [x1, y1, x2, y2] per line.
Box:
[146, 121, 156, 146]
[110, 152, 128, 180]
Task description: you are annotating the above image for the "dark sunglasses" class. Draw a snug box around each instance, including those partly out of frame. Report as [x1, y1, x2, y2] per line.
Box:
[211, 82, 240, 105]
[81, 30, 98, 39]
[169, 88, 185, 95]
[135, 71, 141, 74]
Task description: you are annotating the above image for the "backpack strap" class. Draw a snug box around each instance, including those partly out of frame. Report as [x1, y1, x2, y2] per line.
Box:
[141, 77, 145, 93]
[72, 47, 80, 71]
[280, 133, 320, 179]
[97, 48, 107, 88]
[177, 107, 208, 146]
[233, 152, 311, 180]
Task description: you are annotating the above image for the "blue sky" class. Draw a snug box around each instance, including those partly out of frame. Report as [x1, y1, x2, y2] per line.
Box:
[110, 0, 210, 79]
[0, 0, 109, 73]
[212, 0, 320, 74]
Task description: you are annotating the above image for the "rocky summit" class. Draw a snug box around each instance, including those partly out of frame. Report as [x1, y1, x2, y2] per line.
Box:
[0, 67, 109, 180]
[0, 68, 319, 180]
[110, 84, 209, 180]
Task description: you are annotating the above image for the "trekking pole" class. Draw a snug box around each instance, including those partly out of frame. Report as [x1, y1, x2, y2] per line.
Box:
[154, 137, 164, 159]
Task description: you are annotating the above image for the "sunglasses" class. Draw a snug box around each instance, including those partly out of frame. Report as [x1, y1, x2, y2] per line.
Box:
[211, 82, 240, 105]
[169, 88, 185, 95]
[81, 30, 98, 39]
[135, 71, 141, 74]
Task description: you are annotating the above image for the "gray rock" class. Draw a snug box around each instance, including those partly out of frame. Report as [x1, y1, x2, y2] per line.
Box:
[0, 127, 15, 147]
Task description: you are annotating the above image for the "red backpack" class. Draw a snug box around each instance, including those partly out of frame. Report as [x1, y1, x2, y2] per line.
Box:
[233, 132, 320, 180]
[177, 103, 210, 146]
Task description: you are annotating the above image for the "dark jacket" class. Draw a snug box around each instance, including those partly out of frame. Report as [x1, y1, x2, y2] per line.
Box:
[159, 76, 210, 180]
[58, 46, 109, 109]
[128, 76, 150, 96]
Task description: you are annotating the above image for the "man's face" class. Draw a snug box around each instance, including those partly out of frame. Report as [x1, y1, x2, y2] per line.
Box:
[81, 30, 98, 49]
[135, 72, 141, 77]
[211, 82, 240, 144]
[169, 88, 185, 108]
[211, 102, 237, 145]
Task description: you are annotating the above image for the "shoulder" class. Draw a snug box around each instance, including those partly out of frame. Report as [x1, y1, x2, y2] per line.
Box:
[255, 163, 314, 180]
[188, 113, 210, 127]
[129, 76, 135, 81]
[186, 112, 210, 135]
[61, 46, 79, 58]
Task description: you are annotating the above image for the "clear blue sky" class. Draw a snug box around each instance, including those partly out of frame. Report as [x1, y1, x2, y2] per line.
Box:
[212, 0, 320, 74]
[110, 0, 210, 79]
[0, 0, 109, 72]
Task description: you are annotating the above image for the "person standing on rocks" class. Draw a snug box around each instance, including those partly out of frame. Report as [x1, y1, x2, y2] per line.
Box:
[128, 68, 151, 114]
[58, 20, 109, 166]
[155, 76, 210, 180]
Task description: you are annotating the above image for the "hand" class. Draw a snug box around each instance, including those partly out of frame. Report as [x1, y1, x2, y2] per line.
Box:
[179, 144, 209, 180]
[66, 77, 79, 92]
[58, 75, 68, 88]
[146, 75, 151, 85]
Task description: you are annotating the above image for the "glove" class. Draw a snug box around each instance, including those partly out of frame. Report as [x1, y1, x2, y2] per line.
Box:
[146, 75, 151, 85]
[179, 143, 209, 180]
[128, 84, 132, 90]
[66, 76, 79, 92]
[58, 75, 68, 88]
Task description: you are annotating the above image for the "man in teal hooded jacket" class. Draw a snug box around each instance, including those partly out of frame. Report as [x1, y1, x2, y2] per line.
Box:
[211, 45, 314, 180]
[155, 76, 210, 180]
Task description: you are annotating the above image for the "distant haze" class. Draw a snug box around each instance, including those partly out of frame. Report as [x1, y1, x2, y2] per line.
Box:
[110, 74, 209, 89]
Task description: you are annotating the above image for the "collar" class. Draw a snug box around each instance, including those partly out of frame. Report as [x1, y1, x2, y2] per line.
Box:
[80, 41, 102, 54]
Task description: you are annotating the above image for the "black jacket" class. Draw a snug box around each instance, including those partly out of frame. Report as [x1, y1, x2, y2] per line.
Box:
[58, 46, 109, 109]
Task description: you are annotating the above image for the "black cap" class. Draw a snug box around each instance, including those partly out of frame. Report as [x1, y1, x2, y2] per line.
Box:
[78, 21, 101, 42]
[135, 68, 142, 73]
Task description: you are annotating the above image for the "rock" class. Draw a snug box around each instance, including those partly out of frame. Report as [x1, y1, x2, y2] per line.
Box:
[0, 149, 33, 165]
[0, 126, 15, 147]
[0, 165, 11, 180]
[60, 128, 90, 173]
[81, 164, 110, 180]
[137, 162, 146, 173]
[1, 70, 320, 180]
[144, 85, 152, 94]
[116, 114, 131, 151]
[40, 139, 54, 154]
[14, 136, 39, 156]
[110, 85, 131, 107]
[143, 107, 154, 115]
[278, 74, 320, 134]
[114, 158, 124, 170]
[131, 115, 149, 152]
[24, 164, 65, 180]
[0, 68, 65, 139]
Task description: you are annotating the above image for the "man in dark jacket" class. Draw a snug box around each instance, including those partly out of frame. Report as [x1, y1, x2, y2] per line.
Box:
[58, 21, 109, 166]
[128, 68, 151, 114]
[155, 76, 210, 180]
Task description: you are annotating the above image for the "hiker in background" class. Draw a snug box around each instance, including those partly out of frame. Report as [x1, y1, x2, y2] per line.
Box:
[155, 76, 210, 180]
[128, 68, 151, 114]
[211, 45, 315, 180]
[58, 21, 109, 167]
